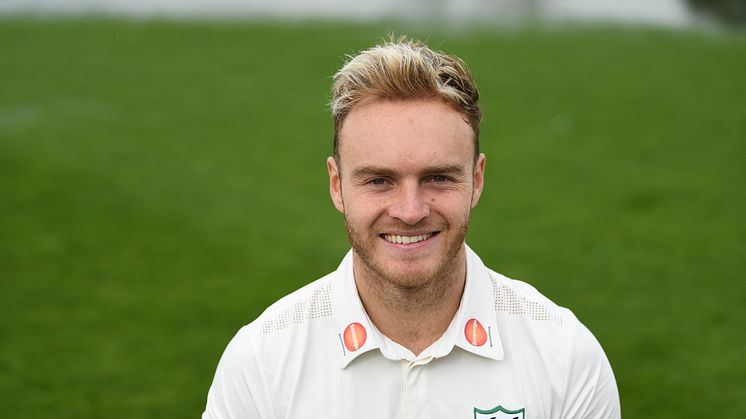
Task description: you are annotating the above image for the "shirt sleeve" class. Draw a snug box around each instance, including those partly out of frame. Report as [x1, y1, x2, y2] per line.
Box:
[202, 325, 274, 419]
[559, 314, 621, 419]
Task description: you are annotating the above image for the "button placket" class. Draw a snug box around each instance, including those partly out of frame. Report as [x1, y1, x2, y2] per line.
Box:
[400, 358, 432, 419]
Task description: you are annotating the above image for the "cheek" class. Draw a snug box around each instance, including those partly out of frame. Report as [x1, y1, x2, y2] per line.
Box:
[343, 196, 386, 221]
[428, 190, 470, 211]
[436, 198, 474, 224]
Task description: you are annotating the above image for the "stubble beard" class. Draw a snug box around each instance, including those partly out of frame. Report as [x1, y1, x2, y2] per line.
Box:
[343, 212, 471, 297]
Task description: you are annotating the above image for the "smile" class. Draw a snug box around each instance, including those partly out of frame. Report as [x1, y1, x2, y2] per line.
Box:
[381, 233, 436, 244]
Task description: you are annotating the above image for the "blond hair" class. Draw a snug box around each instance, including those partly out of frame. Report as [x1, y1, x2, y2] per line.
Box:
[330, 37, 482, 160]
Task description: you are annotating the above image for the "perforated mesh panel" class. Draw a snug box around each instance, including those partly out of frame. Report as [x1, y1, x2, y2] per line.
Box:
[491, 274, 564, 326]
[261, 282, 333, 334]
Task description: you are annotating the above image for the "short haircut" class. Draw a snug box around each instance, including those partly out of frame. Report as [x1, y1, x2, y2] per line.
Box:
[330, 36, 482, 161]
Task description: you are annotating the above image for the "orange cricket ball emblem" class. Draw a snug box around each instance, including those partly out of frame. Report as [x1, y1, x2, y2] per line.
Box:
[343, 322, 367, 352]
[464, 318, 487, 347]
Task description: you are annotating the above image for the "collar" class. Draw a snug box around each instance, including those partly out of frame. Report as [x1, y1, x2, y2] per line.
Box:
[331, 244, 504, 369]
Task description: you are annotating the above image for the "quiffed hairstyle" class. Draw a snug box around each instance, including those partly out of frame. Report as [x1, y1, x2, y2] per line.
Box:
[330, 36, 482, 160]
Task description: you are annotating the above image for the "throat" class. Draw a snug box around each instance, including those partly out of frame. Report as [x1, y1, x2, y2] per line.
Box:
[352, 253, 466, 356]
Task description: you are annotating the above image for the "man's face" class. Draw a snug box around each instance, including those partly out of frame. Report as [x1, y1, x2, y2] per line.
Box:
[327, 98, 485, 289]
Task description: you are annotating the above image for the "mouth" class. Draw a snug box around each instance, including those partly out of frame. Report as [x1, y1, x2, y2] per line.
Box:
[380, 232, 438, 245]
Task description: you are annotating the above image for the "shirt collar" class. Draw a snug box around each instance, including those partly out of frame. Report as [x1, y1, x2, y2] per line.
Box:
[451, 244, 504, 361]
[331, 244, 504, 369]
[331, 251, 382, 369]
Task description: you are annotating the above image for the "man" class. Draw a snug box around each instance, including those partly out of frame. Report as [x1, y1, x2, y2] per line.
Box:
[203, 37, 620, 418]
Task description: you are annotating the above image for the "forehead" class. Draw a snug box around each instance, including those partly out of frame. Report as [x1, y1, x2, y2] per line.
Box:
[338, 98, 474, 170]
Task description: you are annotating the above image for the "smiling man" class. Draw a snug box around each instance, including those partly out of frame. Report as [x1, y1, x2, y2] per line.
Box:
[203, 38, 620, 419]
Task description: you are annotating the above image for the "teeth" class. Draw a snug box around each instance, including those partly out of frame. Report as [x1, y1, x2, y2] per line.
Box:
[383, 233, 433, 244]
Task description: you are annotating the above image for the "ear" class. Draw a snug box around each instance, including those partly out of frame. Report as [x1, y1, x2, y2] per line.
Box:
[327, 156, 345, 213]
[470, 153, 486, 208]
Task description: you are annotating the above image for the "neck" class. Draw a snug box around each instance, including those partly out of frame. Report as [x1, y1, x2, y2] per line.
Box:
[352, 247, 467, 356]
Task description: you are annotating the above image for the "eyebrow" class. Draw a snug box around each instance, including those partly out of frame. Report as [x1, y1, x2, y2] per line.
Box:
[350, 164, 467, 179]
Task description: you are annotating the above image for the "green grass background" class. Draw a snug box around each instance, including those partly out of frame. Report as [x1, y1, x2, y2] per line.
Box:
[1, 18, 744, 418]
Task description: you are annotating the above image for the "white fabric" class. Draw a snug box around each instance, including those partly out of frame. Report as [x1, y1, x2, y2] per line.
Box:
[203, 245, 620, 418]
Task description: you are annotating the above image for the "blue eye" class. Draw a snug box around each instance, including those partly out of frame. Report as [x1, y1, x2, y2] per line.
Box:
[432, 175, 448, 183]
[370, 178, 386, 185]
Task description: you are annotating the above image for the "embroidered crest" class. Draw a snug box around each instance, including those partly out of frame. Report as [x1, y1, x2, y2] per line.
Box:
[473, 405, 525, 419]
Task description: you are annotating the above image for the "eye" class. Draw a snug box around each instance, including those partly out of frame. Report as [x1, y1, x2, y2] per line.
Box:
[369, 178, 387, 185]
[431, 175, 449, 183]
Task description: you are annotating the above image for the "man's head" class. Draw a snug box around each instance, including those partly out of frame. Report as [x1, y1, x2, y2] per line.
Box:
[327, 37, 485, 290]
[330, 36, 482, 164]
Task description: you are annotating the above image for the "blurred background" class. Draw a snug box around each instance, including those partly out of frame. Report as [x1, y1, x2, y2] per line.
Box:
[1, 1, 744, 418]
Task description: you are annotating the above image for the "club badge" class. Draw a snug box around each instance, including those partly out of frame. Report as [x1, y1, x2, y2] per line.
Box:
[473, 405, 525, 419]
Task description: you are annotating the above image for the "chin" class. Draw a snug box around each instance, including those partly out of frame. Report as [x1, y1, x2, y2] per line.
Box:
[373, 257, 444, 288]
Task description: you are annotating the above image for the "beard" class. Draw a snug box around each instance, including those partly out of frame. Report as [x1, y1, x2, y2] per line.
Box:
[343, 212, 471, 291]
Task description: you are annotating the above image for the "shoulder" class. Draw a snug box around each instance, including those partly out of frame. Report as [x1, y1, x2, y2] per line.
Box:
[487, 268, 570, 327]
[229, 272, 341, 376]
[487, 269, 620, 417]
[203, 273, 339, 418]
[486, 268, 604, 358]
[253, 272, 335, 335]
[211, 272, 336, 366]
[216, 273, 335, 352]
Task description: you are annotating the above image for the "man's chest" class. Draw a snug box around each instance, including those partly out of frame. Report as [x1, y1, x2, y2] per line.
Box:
[273, 351, 560, 419]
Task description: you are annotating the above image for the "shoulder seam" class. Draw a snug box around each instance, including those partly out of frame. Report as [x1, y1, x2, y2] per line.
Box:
[490, 272, 565, 326]
[260, 282, 333, 334]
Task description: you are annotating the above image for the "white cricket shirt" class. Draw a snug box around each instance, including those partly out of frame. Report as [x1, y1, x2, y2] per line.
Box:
[203, 245, 620, 419]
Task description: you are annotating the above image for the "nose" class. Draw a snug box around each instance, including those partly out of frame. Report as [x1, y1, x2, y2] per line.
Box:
[387, 181, 430, 225]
